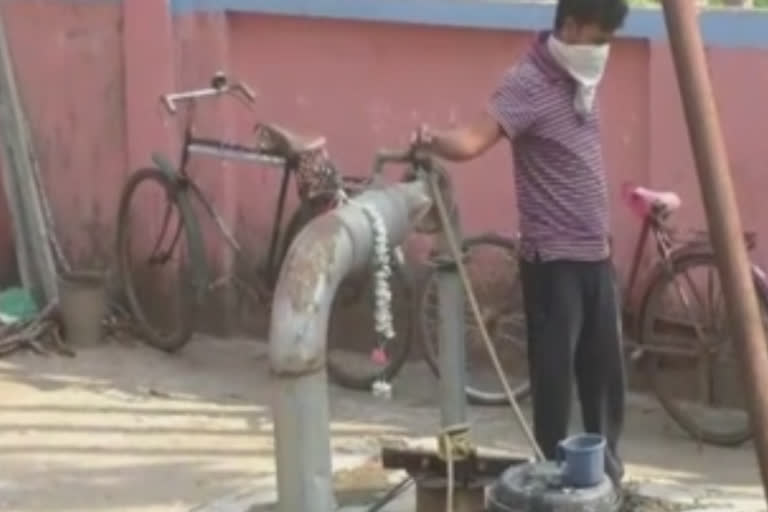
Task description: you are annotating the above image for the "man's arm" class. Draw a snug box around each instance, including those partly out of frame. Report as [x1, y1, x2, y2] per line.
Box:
[417, 70, 536, 162]
[418, 112, 503, 162]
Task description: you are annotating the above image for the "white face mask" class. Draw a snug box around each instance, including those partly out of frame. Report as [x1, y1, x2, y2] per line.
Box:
[547, 34, 610, 116]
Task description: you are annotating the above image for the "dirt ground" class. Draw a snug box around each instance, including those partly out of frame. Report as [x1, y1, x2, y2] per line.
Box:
[0, 336, 763, 512]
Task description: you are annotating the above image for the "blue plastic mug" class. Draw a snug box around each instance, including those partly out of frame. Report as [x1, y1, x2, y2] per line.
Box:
[556, 433, 606, 488]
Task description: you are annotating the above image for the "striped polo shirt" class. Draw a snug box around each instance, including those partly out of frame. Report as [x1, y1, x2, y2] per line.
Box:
[488, 31, 610, 262]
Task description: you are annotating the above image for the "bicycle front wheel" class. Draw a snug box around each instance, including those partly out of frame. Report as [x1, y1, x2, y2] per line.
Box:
[115, 168, 207, 352]
[420, 233, 530, 405]
[638, 251, 768, 446]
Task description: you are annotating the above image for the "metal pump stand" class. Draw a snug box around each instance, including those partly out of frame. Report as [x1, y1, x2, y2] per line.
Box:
[381, 165, 527, 512]
[269, 181, 433, 512]
[416, 207, 485, 512]
[435, 213, 468, 433]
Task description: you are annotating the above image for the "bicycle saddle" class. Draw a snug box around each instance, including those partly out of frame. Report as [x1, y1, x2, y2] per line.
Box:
[630, 186, 682, 213]
[255, 123, 326, 156]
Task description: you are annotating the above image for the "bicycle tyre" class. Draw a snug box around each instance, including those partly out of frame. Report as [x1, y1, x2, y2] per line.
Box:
[638, 250, 767, 446]
[280, 198, 328, 268]
[115, 167, 208, 352]
[419, 233, 530, 405]
[281, 198, 415, 390]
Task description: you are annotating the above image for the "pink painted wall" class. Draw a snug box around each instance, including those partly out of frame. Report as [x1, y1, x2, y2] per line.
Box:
[647, 41, 768, 273]
[218, 14, 768, 297]
[3, 5, 768, 328]
[1, 0, 126, 273]
[174, 14, 651, 276]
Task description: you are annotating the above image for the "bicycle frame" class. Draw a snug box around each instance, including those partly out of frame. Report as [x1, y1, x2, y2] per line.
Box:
[623, 213, 673, 315]
[149, 92, 295, 286]
[619, 191, 766, 363]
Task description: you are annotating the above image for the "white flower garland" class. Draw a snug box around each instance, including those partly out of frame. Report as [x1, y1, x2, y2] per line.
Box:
[358, 202, 396, 341]
[337, 189, 398, 343]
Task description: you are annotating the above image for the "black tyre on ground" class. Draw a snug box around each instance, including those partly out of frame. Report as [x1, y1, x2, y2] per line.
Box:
[280, 193, 415, 391]
[115, 167, 208, 352]
[419, 233, 530, 406]
[638, 250, 768, 446]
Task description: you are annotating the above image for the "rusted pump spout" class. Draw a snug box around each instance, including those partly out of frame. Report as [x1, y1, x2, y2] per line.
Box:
[268, 181, 431, 512]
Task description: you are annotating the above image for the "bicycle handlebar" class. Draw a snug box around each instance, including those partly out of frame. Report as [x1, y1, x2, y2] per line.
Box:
[160, 71, 256, 114]
[372, 147, 434, 178]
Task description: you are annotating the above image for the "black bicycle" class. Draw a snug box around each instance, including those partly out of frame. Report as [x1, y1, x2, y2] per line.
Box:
[115, 72, 414, 391]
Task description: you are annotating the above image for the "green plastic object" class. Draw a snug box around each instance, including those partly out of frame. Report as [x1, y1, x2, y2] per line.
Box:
[0, 287, 39, 324]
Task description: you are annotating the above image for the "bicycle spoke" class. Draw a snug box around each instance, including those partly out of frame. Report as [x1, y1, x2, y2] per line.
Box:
[642, 252, 756, 445]
[675, 270, 711, 346]
[713, 295, 728, 340]
[706, 266, 718, 323]
[419, 235, 528, 405]
[147, 201, 178, 264]
[696, 350, 713, 407]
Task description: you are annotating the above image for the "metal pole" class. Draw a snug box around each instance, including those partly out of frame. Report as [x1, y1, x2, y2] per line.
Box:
[0, 10, 58, 305]
[269, 182, 431, 512]
[273, 371, 335, 512]
[436, 216, 468, 429]
[661, 0, 768, 498]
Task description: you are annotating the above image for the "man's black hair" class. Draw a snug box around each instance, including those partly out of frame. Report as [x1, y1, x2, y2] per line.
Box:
[554, 0, 629, 32]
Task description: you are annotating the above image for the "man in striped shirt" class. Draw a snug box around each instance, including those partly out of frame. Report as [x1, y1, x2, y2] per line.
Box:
[415, 0, 629, 487]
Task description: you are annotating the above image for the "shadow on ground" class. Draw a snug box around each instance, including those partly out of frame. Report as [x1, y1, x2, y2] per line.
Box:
[0, 336, 761, 511]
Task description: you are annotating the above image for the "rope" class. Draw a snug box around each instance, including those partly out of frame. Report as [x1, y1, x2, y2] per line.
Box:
[437, 423, 472, 512]
[446, 439, 454, 512]
[426, 170, 545, 462]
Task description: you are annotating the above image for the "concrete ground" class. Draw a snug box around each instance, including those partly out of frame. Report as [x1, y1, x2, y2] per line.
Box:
[0, 336, 763, 512]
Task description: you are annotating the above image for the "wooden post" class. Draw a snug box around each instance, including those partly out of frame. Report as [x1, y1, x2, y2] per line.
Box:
[0, 10, 58, 305]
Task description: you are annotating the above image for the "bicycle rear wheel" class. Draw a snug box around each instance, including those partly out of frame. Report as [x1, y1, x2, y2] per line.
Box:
[638, 251, 768, 446]
[281, 196, 415, 390]
[420, 233, 530, 405]
[115, 168, 207, 352]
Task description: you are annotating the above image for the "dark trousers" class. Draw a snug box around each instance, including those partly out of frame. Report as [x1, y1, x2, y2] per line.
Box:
[519, 257, 626, 484]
